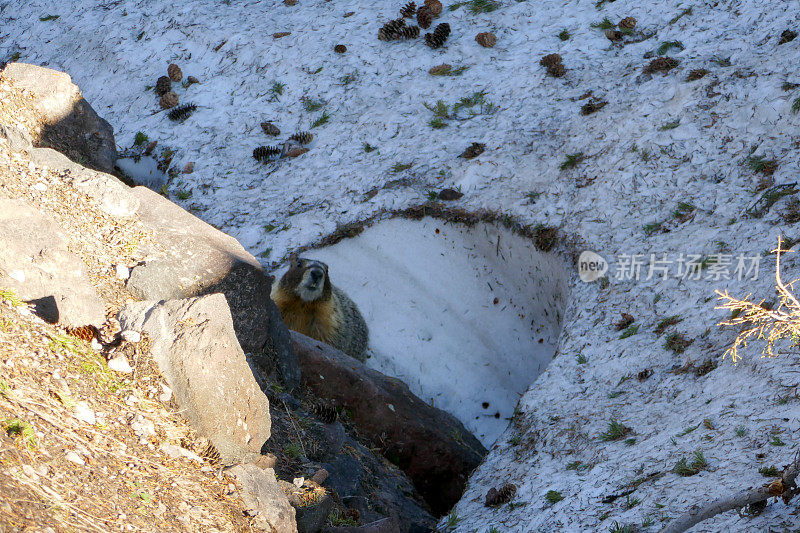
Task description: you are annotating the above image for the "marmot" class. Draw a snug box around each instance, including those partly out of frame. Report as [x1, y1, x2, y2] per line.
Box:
[271, 257, 369, 362]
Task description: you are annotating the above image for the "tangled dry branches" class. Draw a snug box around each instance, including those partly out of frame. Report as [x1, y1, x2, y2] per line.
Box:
[715, 237, 800, 363]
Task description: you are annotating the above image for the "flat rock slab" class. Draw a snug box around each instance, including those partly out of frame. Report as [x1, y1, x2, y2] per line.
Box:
[292, 331, 487, 516]
[229, 464, 298, 533]
[0, 197, 105, 326]
[118, 294, 271, 465]
[0, 62, 117, 174]
[126, 186, 299, 388]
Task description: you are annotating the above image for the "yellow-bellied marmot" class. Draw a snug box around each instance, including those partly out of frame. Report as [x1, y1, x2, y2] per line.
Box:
[271, 257, 369, 362]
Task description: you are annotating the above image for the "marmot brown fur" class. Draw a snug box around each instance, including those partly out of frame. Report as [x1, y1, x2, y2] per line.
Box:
[271, 258, 369, 362]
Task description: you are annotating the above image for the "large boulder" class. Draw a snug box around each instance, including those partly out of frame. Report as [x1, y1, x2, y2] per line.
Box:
[291, 332, 487, 516]
[125, 186, 300, 389]
[228, 464, 298, 533]
[0, 62, 117, 174]
[118, 294, 271, 465]
[0, 196, 106, 327]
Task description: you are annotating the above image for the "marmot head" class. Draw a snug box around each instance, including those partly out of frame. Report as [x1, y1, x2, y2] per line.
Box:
[278, 257, 332, 302]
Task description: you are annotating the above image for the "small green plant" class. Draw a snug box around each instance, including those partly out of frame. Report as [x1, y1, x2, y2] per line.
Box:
[558, 29, 571, 41]
[340, 72, 357, 85]
[642, 515, 655, 527]
[160, 184, 169, 197]
[664, 332, 693, 353]
[702, 418, 714, 430]
[8, 52, 21, 62]
[590, 17, 615, 30]
[677, 424, 698, 437]
[40, 14, 60, 21]
[608, 391, 623, 399]
[525, 191, 542, 203]
[134, 132, 149, 146]
[619, 324, 639, 339]
[302, 98, 324, 112]
[600, 419, 632, 442]
[2, 418, 35, 449]
[0, 288, 23, 306]
[49, 334, 85, 356]
[363, 142, 377, 152]
[668, 6, 693, 24]
[792, 97, 800, 114]
[566, 461, 590, 471]
[425, 99, 450, 118]
[176, 189, 192, 200]
[577, 353, 588, 364]
[735, 425, 748, 437]
[509, 435, 521, 445]
[444, 511, 460, 531]
[284, 443, 303, 459]
[624, 437, 636, 446]
[659, 119, 680, 131]
[328, 508, 358, 526]
[657, 40, 684, 55]
[391, 162, 413, 173]
[673, 451, 708, 476]
[269, 81, 286, 101]
[623, 495, 641, 509]
[747, 154, 777, 174]
[655, 315, 682, 336]
[643, 221, 663, 236]
[311, 110, 331, 128]
[545, 490, 564, 504]
[488, 527, 500, 533]
[429, 117, 447, 129]
[452, 90, 497, 116]
[427, 191, 440, 202]
[770, 434, 786, 446]
[450, 0, 499, 14]
[560, 152, 585, 170]
[759, 465, 779, 477]
[608, 522, 635, 533]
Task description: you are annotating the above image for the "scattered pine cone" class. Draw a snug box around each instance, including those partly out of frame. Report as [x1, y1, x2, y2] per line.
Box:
[686, 68, 709, 81]
[167, 63, 183, 82]
[438, 188, 463, 201]
[167, 103, 197, 122]
[475, 31, 497, 48]
[289, 131, 314, 144]
[417, 6, 433, 29]
[378, 18, 407, 41]
[605, 29, 623, 42]
[779, 29, 797, 45]
[400, 1, 416, 17]
[200, 442, 221, 465]
[159, 91, 179, 109]
[614, 313, 635, 331]
[334, 44, 347, 53]
[580, 98, 607, 115]
[637, 368, 653, 381]
[539, 53, 562, 68]
[485, 484, 517, 507]
[261, 121, 281, 136]
[253, 145, 282, 162]
[186, 75, 200, 85]
[400, 25, 420, 39]
[155, 75, 172, 96]
[619, 16, 637, 29]
[643, 56, 679, 75]
[459, 142, 485, 159]
[425, 22, 450, 48]
[312, 400, 338, 424]
[66, 325, 100, 342]
[424, 0, 443, 16]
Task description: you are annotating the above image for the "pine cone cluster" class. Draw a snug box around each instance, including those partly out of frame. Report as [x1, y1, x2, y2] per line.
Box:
[400, 1, 416, 17]
[417, 6, 432, 29]
[459, 142, 485, 159]
[289, 131, 314, 144]
[425, 0, 442, 16]
[425, 22, 450, 48]
[155, 75, 172, 96]
[66, 325, 100, 342]
[167, 63, 183, 82]
[485, 484, 517, 507]
[400, 25, 420, 39]
[261, 121, 281, 136]
[253, 145, 281, 162]
[378, 18, 408, 41]
[619, 16, 637, 29]
[539, 53, 565, 77]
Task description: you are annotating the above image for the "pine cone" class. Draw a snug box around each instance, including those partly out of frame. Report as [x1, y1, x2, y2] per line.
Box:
[417, 6, 433, 29]
[475, 32, 497, 48]
[424, 22, 450, 48]
[378, 18, 406, 41]
[400, 25, 420, 39]
[424, 0, 443, 16]
[312, 400, 338, 424]
[334, 44, 347, 53]
[261, 121, 281, 136]
[167, 103, 197, 122]
[459, 142, 485, 159]
[66, 325, 100, 342]
[400, 1, 416, 17]
[186, 75, 200, 85]
[438, 188, 463, 201]
[539, 53, 562, 68]
[289, 131, 314, 144]
[619, 16, 637, 29]
[253, 145, 281, 162]
[485, 484, 517, 507]
[159, 91, 179, 109]
[155, 76, 172, 96]
[167, 63, 183, 82]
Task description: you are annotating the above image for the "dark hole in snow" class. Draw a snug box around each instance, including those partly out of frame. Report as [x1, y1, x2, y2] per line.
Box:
[291, 217, 571, 446]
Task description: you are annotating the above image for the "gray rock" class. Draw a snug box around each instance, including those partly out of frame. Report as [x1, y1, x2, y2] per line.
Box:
[0, 123, 33, 153]
[295, 490, 335, 533]
[126, 186, 300, 389]
[0, 62, 117, 173]
[229, 464, 298, 533]
[118, 294, 271, 465]
[0, 197, 106, 327]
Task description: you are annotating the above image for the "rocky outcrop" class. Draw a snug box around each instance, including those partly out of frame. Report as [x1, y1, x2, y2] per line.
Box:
[0, 196, 106, 326]
[118, 294, 271, 465]
[0, 62, 117, 174]
[229, 464, 298, 533]
[291, 332, 487, 516]
[125, 186, 300, 389]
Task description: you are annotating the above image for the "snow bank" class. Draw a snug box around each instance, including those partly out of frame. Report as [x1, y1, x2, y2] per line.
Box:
[284, 217, 571, 445]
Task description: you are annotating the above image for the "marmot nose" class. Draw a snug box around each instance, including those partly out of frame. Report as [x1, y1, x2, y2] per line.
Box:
[309, 269, 323, 283]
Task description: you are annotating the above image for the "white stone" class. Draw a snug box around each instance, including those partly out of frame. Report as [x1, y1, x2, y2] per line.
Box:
[120, 330, 140, 343]
[107, 354, 133, 373]
[115, 264, 130, 280]
[65, 451, 85, 465]
[73, 402, 96, 425]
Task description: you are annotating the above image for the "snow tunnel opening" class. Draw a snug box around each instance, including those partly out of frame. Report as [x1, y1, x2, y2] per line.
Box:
[287, 215, 571, 447]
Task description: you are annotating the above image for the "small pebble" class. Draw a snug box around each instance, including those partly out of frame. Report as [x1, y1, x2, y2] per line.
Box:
[115, 264, 130, 280]
[108, 355, 133, 374]
[120, 330, 141, 343]
[65, 451, 85, 465]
